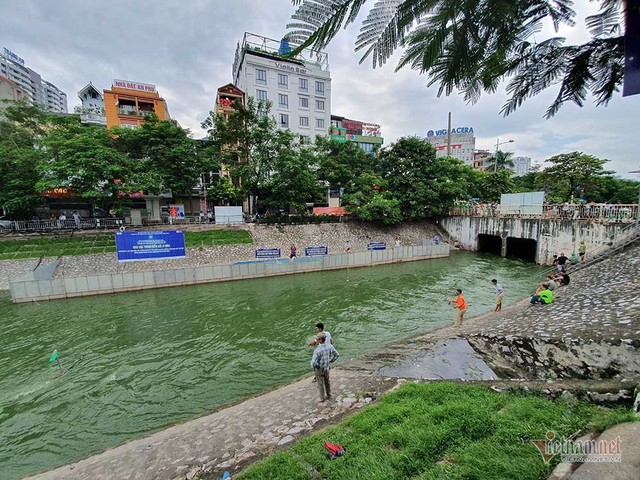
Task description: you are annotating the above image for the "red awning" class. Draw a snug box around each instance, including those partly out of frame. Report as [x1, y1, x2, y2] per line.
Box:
[313, 206, 350, 216]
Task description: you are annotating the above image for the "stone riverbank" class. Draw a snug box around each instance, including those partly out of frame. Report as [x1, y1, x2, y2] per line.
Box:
[25, 243, 639, 480]
[0, 222, 441, 290]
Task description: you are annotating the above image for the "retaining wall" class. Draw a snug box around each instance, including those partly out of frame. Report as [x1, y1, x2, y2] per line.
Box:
[9, 244, 450, 303]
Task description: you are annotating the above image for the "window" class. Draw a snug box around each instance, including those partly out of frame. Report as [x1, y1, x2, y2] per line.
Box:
[299, 116, 309, 127]
[278, 93, 288, 108]
[300, 135, 310, 144]
[315, 81, 324, 95]
[279, 113, 289, 128]
[316, 99, 325, 111]
[256, 68, 267, 84]
[256, 89, 267, 102]
[299, 78, 308, 91]
[299, 96, 309, 108]
[278, 73, 288, 88]
[316, 118, 325, 129]
[257, 110, 267, 120]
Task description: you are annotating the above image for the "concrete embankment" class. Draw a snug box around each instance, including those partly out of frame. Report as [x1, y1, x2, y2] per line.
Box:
[0, 222, 442, 291]
[26, 244, 640, 480]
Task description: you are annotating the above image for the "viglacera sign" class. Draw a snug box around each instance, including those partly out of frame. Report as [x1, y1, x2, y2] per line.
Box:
[113, 79, 157, 93]
[427, 127, 474, 137]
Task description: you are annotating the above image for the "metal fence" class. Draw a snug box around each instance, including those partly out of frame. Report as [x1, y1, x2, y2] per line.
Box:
[5, 218, 126, 232]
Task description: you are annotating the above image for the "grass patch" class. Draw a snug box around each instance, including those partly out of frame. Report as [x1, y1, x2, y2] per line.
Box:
[238, 382, 636, 480]
[0, 230, 252, 260]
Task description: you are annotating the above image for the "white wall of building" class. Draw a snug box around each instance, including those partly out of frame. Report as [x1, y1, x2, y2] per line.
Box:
[234, 51, 331, 142]
[426, 131, 476, 165]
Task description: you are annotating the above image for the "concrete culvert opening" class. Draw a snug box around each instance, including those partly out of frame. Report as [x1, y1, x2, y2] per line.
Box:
[506, 237, 537, 261]
[477, 234, 502, 256]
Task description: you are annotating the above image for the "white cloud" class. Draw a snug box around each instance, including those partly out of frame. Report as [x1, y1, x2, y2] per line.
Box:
[3, 0, 638, 178]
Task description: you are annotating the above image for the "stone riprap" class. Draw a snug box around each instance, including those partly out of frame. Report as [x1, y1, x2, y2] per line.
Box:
[0, 222, 442, 289]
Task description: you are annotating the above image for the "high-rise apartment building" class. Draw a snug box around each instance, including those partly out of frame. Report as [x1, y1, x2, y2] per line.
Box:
[425, 126, 476, 165]
[232, 32, 331, 142]
[0, 47, 67, 113]
[512, 156, 532, 176]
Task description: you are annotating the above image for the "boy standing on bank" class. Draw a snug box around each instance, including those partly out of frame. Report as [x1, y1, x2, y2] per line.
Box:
[448, 289, 468, 326]
[491, 279, 504, 312]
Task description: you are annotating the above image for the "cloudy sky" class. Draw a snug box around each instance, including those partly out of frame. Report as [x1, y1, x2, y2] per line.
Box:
[3, 0, 639, 178]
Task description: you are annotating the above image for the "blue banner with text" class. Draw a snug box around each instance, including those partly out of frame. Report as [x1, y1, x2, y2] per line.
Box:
[367, 242, 387, 251]
[115, 231, 186, 262]
[255, 248, 281, 259]
[305, 246, 328, 256]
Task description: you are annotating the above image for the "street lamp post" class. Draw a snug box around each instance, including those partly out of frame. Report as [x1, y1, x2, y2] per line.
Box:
[494, 138, 515, 172]
[630, 169, 640, 224]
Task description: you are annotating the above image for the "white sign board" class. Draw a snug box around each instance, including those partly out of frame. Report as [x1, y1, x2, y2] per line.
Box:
[500, 191, 545, 215]
[113, 79, 157, 93]
[214, 206, 243, 225]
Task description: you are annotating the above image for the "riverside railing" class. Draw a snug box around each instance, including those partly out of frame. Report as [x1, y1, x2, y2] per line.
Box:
[448, 203, 638, 222]
[8, 218, 126, 232]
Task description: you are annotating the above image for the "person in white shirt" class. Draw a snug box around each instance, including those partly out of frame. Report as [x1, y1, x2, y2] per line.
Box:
[491, 279, 504, 312]
[308, 322, 332, 346]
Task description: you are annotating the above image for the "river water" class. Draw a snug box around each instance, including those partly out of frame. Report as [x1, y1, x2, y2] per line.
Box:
[0, 252, 544, 479]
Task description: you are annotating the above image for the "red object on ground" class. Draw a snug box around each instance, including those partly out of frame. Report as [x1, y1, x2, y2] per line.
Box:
[323, 441, 345, 458]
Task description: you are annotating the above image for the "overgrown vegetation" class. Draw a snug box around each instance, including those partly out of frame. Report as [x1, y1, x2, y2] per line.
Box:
[0, 230, 252, 260]
[238, 382, 636, 480]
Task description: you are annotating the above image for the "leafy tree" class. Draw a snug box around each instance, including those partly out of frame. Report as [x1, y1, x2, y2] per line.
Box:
[115, 116, 205, 195]
[343, 173, 402, 225]
[207, 176, 243, 205]
[262, 147, 324, 212]
[539, 151, 612, 202]
[477, 170, 517, 202]
[376, 137, 470, 217]
[0, 101, 47, 218]
[288, 0, 626, 117]
[484, 150, 515, 173]
[202, 98, 288, 213]
[38, 115, 140, 209]
[314, 136, 375, 193]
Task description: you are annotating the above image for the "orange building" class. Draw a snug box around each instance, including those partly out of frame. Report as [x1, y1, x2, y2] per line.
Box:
[103, 79, 169, 129]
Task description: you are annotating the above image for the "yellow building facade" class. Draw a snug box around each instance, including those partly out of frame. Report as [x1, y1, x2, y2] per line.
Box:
[103, 79, 169, 129]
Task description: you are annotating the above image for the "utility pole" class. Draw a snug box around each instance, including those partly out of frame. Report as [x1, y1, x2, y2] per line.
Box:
[446, 112, 452, 157]
[494, 138, 515, 172]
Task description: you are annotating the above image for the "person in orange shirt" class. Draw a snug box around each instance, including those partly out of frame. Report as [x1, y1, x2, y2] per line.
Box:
[448, 289, 468, 326]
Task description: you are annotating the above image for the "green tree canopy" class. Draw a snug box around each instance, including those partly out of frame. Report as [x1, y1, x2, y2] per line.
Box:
[539, 151, 612, 202]
[202, 98, 290, 213]
[0, 101, 47, 218]
[288, 0, 626, 117]
[114, 116, 205, 195]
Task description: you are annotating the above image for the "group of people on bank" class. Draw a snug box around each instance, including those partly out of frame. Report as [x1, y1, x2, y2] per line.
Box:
[530, 252, 573, 305]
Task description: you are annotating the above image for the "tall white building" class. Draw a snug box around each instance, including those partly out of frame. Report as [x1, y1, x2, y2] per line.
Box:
[0, 47, 67, 113]
[425, 127, 476, 165]
[512, 156, 531, 176]
[232, 33, 331, 142]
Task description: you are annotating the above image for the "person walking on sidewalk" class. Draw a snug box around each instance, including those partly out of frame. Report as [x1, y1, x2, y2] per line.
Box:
[491, 279, 504, 312]
[310, 333, 339, 403]
[448, 289, 467, 326]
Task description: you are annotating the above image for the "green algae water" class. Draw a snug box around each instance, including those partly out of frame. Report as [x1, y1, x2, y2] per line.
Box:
[0, 252, 545, 479]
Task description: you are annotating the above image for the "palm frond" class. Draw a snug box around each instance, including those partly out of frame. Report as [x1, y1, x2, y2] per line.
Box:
[287, 0, 369, 52]
[585, 0, 622, 38]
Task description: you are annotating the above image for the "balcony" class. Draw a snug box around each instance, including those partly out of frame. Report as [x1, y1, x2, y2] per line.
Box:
[119, 107, 138, 116]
